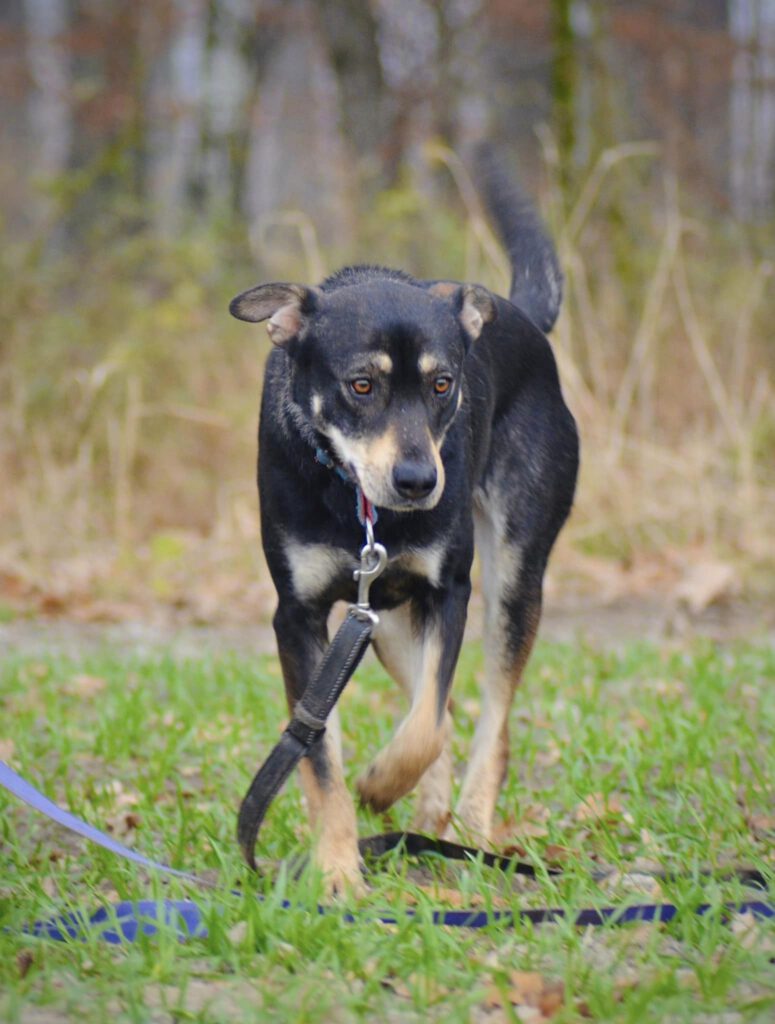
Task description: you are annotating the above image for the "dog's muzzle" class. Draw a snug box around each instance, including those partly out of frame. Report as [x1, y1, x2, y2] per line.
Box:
[392, 460, 438, 502]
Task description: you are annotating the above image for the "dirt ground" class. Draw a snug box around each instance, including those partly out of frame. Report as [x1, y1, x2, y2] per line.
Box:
[1, 595, 772, 662]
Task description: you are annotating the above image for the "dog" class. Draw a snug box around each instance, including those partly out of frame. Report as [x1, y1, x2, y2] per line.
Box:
[229, 151, 579, 895]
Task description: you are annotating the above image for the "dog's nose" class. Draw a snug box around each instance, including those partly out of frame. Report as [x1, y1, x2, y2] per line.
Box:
[393, 461, 437, 500]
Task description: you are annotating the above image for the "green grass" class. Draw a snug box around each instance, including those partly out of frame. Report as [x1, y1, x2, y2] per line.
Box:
[1, 640, 774, 1022]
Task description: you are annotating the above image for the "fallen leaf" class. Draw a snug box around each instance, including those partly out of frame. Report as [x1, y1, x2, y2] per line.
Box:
[70, 600, 140, 623]
[38, 593, 66, 614]
[499, 843, 529, 860]
[544, 844, 572, 864]
[485, 972, 565, 1018]
[382, 976, 412, 999]
[603, 871, 663, 898]
[66, 674, 107, 697]
[0, 738, 15, 761]
[514, 820, 550, 839]
[115, 789, 139, 809]
[227, 921, 248, 945]
[651, 678, 687, 699]
[613, 977, 640, 1002]
[732, 910, 762, 950]
[575, 793, 624, 823]
[675, 968, 700, 991]
[628, 709, 650, 731]
[535, 743, 562, 767]
[516, 1008, 543, 1023]
[105, 812, 141, 837]
[509, 971, 546, 999]
[484, 984, 505, 1009]
[511, 804, 551, 839]
[745, 812, 775, 833]
[538, 985, 565, 1017]
[428, 886, 483, 908]
[16, 950, 34, 979]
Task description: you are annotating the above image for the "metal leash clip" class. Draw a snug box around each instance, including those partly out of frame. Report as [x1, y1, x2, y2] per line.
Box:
[351, 520, 387, 624]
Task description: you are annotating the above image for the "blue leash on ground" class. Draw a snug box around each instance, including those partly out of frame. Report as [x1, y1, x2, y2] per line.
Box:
[2, 760, 772, 945]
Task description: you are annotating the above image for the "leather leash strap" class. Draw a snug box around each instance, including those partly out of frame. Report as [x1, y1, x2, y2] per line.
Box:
[238, 489, 386, 870]
[358, 831, 769, 891]
[237, 607, 374, 869]
[358, 831, 560, 877]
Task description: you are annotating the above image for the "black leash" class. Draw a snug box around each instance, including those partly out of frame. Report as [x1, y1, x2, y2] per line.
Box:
[238, 607, 375, 868]
[358, 831, 561, 877]
[357, 831, 769, 892]
[237, 504, 386, 869]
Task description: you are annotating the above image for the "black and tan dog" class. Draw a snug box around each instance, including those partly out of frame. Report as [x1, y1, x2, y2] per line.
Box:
[230, 154, 579, 894]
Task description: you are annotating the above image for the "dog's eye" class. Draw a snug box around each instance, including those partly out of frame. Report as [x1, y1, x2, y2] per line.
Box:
[433, 376, 453, 395]
[350, 378, 373, 396]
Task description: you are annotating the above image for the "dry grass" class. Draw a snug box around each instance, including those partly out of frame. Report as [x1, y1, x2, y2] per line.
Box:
[0, 146, 773, 618]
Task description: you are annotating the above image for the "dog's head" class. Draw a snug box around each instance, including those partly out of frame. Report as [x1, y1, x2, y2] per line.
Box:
[230, 275, 496, 512]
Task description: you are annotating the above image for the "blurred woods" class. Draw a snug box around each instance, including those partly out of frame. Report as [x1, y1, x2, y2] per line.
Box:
[0, 0, 773, 621]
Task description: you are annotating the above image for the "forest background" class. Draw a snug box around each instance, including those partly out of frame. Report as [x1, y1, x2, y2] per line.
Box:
[1, 0, 773, 630]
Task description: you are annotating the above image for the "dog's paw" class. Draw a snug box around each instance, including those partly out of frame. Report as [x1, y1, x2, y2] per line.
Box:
[315, 839, 366, 901]
[356, 758, 408, 813]
[320, 859, 367, 901]
[441, 812, 492, 848]
[411, 748, 451, 834]
[412, 801, 451, 836]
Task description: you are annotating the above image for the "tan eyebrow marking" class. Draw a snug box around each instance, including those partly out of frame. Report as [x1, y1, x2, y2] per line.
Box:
[372, 352, 393, 373]
[418, 353, 441, 375]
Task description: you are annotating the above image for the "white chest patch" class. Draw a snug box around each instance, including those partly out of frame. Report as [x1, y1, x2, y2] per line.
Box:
[394, 542, 447, 588]
[285, 538, 448, 601]
[284, 541, 354, 602]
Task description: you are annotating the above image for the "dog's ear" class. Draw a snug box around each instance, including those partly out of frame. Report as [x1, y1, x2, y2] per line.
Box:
[428, 282, 496, 342]
[459, 285, 497, 341]
[229, 283, 318, 346]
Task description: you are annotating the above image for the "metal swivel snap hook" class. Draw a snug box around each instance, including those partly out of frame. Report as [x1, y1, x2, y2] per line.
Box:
[352, 540, 387, 623]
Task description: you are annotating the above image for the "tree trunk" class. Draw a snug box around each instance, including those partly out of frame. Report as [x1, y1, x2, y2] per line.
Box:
[729, 0, 775, 219]
[23, 0, 72, 234]
[147, 0, 207, 235]
[316, 0, 386, 168]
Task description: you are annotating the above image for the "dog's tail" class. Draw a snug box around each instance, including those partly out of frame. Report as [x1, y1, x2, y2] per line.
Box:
[473, 145, 562, 334]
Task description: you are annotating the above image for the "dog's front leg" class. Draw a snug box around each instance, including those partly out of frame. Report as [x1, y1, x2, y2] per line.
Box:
[273, 600, 363, 897]
[357, 580, 469, 817]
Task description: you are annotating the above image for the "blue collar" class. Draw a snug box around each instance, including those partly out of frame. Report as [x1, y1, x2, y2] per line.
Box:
[314, 446, 351, 482]
[314, 446, 378, 525]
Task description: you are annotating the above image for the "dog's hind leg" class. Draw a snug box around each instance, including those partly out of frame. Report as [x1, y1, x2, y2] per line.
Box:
[358, 587, 467, 824]
[273, 600, 363, 897]
[449, 504, 542, 845]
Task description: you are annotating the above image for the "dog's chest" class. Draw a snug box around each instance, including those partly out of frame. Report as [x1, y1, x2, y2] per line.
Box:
[283, 538, 447, 605]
